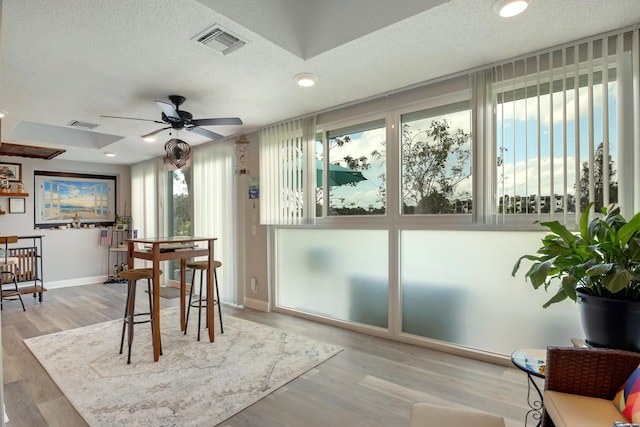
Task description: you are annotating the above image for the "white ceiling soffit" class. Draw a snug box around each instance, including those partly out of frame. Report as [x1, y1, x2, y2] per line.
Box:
[195, 0, 453, 59]
[12, 121, 124, 150]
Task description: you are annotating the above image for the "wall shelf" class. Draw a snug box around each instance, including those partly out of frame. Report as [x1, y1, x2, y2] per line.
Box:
[0, 192, 29, 197]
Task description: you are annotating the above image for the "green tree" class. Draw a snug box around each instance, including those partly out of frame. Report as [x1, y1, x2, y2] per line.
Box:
[401, 120, 471, 214]
[579, 142, 617, 212]
[171, 168, 192, 236]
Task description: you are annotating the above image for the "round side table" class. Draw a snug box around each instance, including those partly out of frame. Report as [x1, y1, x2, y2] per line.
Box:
[511, 348, 546, 427]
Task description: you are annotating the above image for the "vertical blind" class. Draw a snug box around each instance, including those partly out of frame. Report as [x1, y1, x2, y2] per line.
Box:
[131, 158, 164, 240]
[192, 141, 238, 305]
[259, 116, 317, 225]
[131, 158, 165, 269]
[474, 28, 640, 224]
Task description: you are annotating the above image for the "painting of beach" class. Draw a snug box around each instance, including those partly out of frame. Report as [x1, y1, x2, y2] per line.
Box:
[34, 171, 116, 227]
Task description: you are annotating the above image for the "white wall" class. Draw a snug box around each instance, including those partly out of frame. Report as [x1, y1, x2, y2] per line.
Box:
[0, 156, 130, 287]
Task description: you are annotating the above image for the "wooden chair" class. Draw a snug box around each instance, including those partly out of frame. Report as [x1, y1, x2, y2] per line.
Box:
[119, 268, 162, 364]
[184, 259, 223, 341]
[0, 236, 25, 311]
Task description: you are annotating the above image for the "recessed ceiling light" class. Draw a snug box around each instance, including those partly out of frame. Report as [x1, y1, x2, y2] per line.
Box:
[295, 73, 317, 87]
[104, 152, 116, 158]
[143, 135, 157, 143]
[493, 0, 530, 17]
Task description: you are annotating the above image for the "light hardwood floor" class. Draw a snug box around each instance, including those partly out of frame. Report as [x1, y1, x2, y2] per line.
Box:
[2, 283, 536, 427]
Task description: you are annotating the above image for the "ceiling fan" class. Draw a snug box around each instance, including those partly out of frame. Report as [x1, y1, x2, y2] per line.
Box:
[101, 95, 242, 141]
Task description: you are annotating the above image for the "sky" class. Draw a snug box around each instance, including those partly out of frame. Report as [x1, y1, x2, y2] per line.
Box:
[498, 82, 616, 198]
[43, 179, 110, 208]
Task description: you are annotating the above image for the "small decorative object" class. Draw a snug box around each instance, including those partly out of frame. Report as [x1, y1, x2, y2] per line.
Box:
[235, 134, 250, 175]
[165, 138, 191, 169]
[72, 212, 81, 229]
[15, 182, 24, 193]
[0, 179, 10, 193]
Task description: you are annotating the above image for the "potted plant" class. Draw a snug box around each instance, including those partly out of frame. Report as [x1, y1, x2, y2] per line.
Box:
[512, 203, 640, 351]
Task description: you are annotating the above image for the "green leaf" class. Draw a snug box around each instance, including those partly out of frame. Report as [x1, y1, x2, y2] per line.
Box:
[618, 211, 640, 246]
[527, 259, 553, 289]
[512, 254, 541, 276]
[561, 275, 578, 301]
[543, 289, 569, 308]
[540, 220, 577, 244]
[604, 268, 635, 293]
[579, 203, 594, 241]
[585, 263, 613, 276]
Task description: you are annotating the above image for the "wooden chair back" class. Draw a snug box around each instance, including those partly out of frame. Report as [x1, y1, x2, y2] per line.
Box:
[1, 236, 19, 266]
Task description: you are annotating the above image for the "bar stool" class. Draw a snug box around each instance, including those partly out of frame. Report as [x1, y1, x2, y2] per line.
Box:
[119, 268, 162, 364]
[185, 259, 223, 341]
[0, 236, 25, 312]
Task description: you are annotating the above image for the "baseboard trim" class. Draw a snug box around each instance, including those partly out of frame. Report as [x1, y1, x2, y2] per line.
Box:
[243, 297, 269, 312]
[44, 276, 109, 289]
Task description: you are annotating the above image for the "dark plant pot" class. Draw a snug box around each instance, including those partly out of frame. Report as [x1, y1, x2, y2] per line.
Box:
[578, 290, 640, 352]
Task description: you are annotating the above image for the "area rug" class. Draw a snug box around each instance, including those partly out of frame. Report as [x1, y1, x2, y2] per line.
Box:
[155, 286, 181, 299]
[24, 307, 342, 426]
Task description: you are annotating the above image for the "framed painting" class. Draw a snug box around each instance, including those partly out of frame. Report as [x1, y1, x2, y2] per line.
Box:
[34, 171, 117, 228]
[0, 162, 21, 182]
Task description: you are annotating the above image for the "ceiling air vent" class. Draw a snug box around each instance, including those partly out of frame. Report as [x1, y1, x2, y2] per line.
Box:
[67, 120, 98, 130]
[193, 25, 246, 55]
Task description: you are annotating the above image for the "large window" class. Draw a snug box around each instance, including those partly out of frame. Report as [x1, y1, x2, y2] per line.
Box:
[495, 65, 618, 220]
[262, 30, 639, 227]
[401, 101, 471, 215]
[483, 31, 640, 226]
[318, 119, 387, 216]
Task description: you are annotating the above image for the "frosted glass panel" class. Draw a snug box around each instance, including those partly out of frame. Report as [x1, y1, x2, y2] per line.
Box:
[276, 229, 388, 328]
[401, 230, 583, 354]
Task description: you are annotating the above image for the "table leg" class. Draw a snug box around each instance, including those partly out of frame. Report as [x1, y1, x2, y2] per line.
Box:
[524, 372, 543, 427]
[152, 257, 161, 362]
[180, 258, 186, 331]
[207, 241, 215, 343]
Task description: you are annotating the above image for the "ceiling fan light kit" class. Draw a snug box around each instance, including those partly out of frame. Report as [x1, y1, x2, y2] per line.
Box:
[493, 0, 530, 17]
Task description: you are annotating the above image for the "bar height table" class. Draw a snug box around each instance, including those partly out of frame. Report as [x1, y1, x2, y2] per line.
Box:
[126, 236, 217, 362]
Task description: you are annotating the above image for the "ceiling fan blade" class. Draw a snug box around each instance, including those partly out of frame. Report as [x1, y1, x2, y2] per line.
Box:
[191, 117, 243, 126]
[141, 127, 171, 139]
[155, 100, 181, 121]
[101, 115, 164, 124]
[186, 126, 223, 140]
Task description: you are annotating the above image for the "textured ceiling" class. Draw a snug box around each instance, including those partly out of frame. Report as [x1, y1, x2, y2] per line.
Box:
[1, 0, 639, 165]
